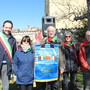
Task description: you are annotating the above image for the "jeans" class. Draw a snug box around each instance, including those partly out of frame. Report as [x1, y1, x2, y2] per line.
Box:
[83, 71, 90, 90]
[62, 72, 77, 90]
[0, 64, 9, 90]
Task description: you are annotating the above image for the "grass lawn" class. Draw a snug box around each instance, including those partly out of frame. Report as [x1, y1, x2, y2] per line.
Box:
[0, 84, 2, 90]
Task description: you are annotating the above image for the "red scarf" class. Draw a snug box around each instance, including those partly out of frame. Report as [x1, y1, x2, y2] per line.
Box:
[48, 36, 58, 42]
[63, 41, 75, 47]
[82, 39, 90, 47]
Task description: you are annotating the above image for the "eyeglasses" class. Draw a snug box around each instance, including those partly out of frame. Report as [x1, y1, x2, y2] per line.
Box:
[23, 40, 29, 42]
[86, 35, 90, 37]
[65, 36, 71, 38]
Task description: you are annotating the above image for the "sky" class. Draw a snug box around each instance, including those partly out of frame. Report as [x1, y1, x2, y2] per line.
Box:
[0, 0, 45, 30]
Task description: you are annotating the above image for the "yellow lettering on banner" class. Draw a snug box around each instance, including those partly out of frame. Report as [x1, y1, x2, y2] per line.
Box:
[44, 70, 53, 72]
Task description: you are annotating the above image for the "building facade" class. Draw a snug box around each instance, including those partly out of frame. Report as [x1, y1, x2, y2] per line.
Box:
[45, 0, 87, 29]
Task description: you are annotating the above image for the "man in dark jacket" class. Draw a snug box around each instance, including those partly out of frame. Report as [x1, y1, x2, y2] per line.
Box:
[0, 20, 17, 90]
[79, 30, 90, 90]
[62, 31, 79, 90]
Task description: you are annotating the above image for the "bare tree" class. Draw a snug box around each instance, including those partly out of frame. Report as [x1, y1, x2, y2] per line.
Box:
[49, 0, 87, 28]
[74, 0, 90, 30]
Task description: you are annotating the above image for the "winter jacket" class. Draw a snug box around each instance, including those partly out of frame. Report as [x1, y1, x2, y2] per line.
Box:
[13, 48, 34, 85]
[79, 39, 90, 71]
[63, 41, 79, 72]
[0, 31, 17, 75]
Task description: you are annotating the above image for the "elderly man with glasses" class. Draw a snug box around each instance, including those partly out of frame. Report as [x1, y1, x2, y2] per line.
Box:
[79, 30, 90, 90]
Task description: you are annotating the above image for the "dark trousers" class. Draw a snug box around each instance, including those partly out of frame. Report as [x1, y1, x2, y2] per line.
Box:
[33, 82, 46, 90]
[62, 72, 76, 90]
[39, 82, 46, 90]
[83, 71, 90, 90]
[46, 80, 60, 90]
[20, 84, 33, 90]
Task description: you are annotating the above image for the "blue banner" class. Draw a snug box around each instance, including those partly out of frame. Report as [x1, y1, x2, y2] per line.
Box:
[34, 44, 59, 82]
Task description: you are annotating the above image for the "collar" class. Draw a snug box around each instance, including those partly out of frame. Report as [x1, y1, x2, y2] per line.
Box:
[18, 47, 32, 53]
[48, 36, 58, 42]
[2, 31, 13, 39]
[82, 40, 90, 47]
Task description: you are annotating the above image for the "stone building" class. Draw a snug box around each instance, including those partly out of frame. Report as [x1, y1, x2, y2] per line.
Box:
[45, 0, 87, 29]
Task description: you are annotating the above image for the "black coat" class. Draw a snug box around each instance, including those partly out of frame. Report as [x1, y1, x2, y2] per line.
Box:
[0, 32, 17, 75]
[64, 42, 79, 72]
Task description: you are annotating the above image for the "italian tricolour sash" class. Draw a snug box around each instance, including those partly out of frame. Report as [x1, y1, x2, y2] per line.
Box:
[0, 31, 12, 61]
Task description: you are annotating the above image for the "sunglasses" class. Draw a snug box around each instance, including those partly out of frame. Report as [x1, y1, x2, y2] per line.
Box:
[23, 40, 29, 42]
[65, 36, 71, 38]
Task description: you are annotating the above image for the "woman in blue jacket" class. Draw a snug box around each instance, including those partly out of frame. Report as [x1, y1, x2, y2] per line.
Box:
[13, 36, 34, 90]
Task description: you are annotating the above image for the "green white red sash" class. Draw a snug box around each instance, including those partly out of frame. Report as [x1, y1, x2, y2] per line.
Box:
[0, 31, 12, 61]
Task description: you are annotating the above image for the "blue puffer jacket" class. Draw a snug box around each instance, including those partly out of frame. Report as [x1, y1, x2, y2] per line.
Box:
[13, 48, 34, 85]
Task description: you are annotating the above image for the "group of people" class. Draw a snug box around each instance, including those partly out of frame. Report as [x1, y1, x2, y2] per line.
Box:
[0, 20, 90, 90]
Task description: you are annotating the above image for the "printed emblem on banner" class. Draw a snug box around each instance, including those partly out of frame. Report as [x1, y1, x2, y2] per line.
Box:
[34, 44, 59, 82]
